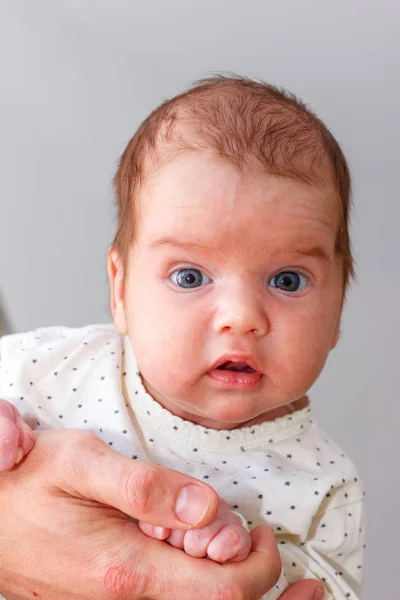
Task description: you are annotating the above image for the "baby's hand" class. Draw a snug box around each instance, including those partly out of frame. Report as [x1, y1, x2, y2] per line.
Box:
[139, 498, 251, 563]
[0, 399, 35, 470]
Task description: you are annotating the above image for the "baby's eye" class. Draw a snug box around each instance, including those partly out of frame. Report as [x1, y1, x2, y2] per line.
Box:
[170, 268, 211, 289]
[268, 271, 308, 293]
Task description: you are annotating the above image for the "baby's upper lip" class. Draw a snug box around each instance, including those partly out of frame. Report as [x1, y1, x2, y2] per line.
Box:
[210, 354, 262, 373]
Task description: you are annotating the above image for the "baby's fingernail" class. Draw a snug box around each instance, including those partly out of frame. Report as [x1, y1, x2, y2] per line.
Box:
[175, 484, 211, 525]
[312, 585, 325, 600]
[15, 448, 24, 464]
[152, 526, 165, 538]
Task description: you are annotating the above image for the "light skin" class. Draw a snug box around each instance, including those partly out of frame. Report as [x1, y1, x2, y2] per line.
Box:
[0, 407, 325, 600]
[109, 150, 343, 431]
[0, 148, 340, 596]
[0, 426, 287, 599]
[107, 148, 343, 559]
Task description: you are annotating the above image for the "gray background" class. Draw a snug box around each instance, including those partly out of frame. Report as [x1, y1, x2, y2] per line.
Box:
[0, 1, 398, 597]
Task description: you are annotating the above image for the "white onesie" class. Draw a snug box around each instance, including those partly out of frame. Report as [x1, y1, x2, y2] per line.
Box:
[0, 324, 365, 600]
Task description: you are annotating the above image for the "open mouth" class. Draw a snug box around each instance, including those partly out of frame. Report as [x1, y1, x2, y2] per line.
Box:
[208, 357, 262, 389]
[216, 361, 256, 373]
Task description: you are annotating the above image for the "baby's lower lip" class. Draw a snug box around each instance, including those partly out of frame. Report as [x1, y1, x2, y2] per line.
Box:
[207, 368, 262, 390]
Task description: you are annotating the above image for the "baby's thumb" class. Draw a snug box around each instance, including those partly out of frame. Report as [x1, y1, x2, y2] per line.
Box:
[279, 579, 326, 600]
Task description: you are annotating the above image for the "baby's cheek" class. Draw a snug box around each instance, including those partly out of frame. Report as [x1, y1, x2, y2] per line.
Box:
[271, 336, 328, 396]
[162, 363, 201, 399]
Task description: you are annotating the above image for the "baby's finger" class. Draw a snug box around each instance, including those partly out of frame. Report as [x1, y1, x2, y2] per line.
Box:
[0, 413, 20, 471]
[182, 515, 225, 557]
[15, 416, 36, 457]
[182, 506, 241, 558]
[206, 524, 252, 563]
[138, 521, 171, 540]
[167, 528, 186, 549]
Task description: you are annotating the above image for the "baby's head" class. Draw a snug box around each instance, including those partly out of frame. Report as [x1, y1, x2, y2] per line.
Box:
[108, 75, 354, 430]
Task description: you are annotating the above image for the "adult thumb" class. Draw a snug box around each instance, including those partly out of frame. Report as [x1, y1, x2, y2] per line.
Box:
[279, 579, 326, 600]
[40, 429, 220, 529]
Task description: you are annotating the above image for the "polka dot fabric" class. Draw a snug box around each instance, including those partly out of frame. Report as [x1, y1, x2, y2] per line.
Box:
[0, 325, 365, 600]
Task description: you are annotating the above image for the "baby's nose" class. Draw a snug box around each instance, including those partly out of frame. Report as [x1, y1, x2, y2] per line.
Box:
[213, 288, 270, 337]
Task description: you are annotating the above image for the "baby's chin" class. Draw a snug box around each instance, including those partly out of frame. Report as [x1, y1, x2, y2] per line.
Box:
[146, 394, 259, 430]
[166, 399, 306, 431]
[141, 377, 308, 430]
[200, 395, 310, 430]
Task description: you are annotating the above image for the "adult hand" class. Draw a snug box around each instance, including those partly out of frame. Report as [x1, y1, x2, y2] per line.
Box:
[0, 429, 323, 600]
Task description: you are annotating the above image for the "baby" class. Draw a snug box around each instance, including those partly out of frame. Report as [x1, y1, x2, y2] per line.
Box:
[0, 76, 365, 599]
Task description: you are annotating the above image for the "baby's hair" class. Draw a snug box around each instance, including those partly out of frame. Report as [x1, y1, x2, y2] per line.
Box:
[113, 75, 354, 294]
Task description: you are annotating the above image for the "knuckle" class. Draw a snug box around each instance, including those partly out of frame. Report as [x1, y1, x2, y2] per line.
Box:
[222, 525, 244, 547]
[124, 464, 163, 516]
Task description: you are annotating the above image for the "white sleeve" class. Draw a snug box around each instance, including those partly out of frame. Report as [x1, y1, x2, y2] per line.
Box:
[278, 484, 365, 600]
[231, 510, 250, 531]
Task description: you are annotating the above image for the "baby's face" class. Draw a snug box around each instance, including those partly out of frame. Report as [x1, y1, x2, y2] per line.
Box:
[109, 150, 344, 429]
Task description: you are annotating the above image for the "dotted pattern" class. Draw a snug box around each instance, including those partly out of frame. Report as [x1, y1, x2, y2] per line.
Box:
[0, 325, 366, 600]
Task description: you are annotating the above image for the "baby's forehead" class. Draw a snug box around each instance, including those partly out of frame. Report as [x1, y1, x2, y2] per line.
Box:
[146, 106, 337, 200]
[139, 151, 340, 251]
[143, 140, 338, 215]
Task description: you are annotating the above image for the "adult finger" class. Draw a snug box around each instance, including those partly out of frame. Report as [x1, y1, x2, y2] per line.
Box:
[0, 431, 283, 600]
[124, 523, 282, 600]
[37, 429, 220, 529]
[279, 579, 326, 600]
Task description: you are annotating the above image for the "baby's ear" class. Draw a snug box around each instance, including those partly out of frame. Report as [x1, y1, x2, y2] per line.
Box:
[107, 248, 127, 335]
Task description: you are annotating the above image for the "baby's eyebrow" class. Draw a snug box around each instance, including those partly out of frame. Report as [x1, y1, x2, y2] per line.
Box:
[150, 237, 332, 264]
[288, 245, 333, 263]
[149, 237, 209, 251]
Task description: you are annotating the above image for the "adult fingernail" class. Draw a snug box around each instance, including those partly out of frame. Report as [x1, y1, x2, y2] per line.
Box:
[175, 484, 210, 525]
[15, 448, 24, 464]
[312, 585, 325, 600]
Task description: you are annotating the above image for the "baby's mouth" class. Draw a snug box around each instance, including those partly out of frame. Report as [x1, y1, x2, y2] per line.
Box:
[217, 361, 256, 373]
[208, 357, 262, 389]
